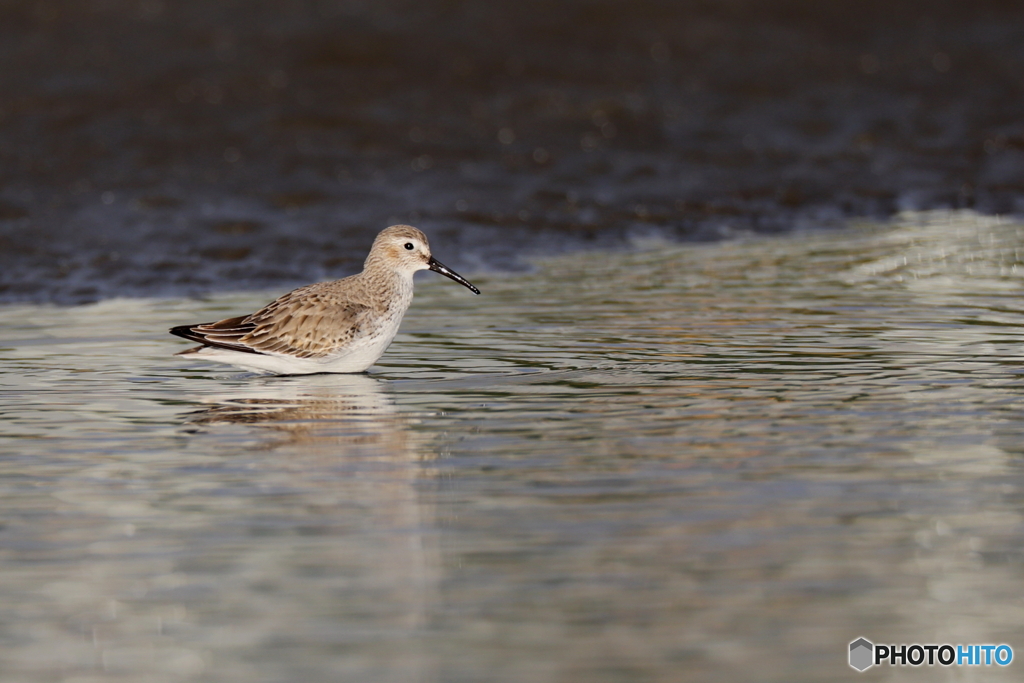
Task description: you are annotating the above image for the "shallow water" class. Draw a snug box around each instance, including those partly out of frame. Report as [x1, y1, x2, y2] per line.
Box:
[3, 210, 1024, 682]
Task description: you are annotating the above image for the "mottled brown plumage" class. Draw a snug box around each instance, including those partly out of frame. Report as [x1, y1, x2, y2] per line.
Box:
[170, 225, 479, 374]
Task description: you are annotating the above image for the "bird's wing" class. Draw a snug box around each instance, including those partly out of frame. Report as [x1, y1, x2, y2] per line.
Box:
[170, 315, 260, 354]
[170, 285, 380, 359]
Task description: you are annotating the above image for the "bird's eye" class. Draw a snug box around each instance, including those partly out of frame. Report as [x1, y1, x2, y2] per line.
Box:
[404, 242, 414, 250]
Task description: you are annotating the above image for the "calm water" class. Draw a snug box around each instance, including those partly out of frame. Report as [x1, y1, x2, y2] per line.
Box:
[2, 211, 1024, 682]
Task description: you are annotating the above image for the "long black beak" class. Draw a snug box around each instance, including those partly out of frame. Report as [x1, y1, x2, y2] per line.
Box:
[428, 256, 480, 294]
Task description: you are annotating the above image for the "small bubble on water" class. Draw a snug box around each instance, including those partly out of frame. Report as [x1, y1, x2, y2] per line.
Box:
[650, 41, 671, 63]
[859, 53, 881, 74]
[498, 127, 516, 145]
[138, 0, 163, 20]
[175, 84, 195, 103]
[411, 155, 433, 171]
[268, 69, 288, 88]
[204, 84, 224, 104]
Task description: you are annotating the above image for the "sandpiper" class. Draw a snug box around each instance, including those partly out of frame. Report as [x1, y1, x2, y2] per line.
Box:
[170, 225, 479, 374]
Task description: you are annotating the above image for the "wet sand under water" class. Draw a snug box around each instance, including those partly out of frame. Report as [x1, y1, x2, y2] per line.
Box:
[2, 211, 1024, 681]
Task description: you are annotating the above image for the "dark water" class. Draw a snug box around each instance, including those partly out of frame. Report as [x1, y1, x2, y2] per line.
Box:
[2, 212, 1024, 681]
[2, 0, 1024, 302]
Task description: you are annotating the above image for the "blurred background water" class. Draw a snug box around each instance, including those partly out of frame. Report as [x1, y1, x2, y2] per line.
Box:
[3, 1, 1024, 681]
[1, 0, 1024, 302]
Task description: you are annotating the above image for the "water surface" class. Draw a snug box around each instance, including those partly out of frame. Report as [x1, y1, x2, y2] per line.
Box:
[2, 211, 1024, 681]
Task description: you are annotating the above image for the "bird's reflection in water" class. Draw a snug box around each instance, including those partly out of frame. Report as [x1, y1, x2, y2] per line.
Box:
[185, 373, 405, 445]
[183, 373, 438, 481]
[181, 374, 442, 682]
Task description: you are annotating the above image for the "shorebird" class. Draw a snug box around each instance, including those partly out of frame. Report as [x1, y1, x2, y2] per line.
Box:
[170, 225, 479, 374]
